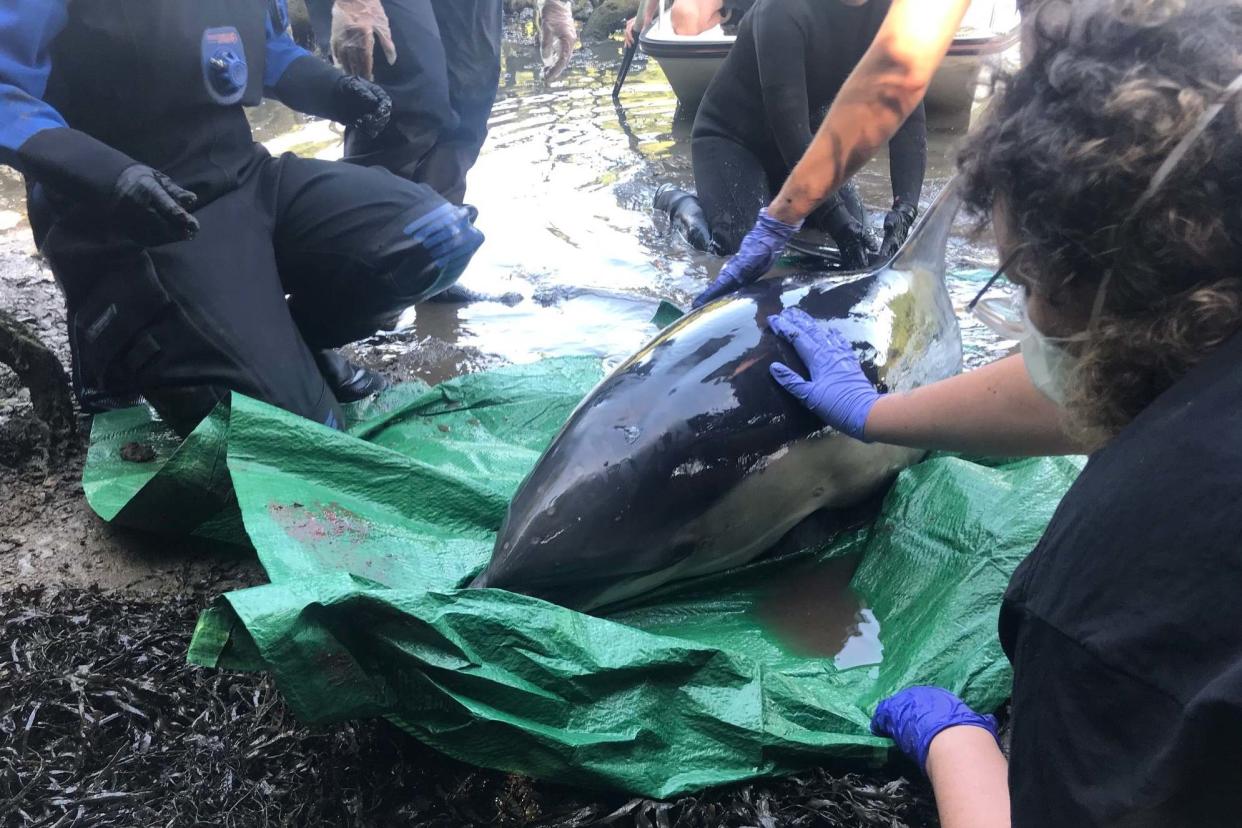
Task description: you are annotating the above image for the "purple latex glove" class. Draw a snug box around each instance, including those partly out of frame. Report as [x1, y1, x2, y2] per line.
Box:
[766, 308, 880, 440]
[691, 208, 802, 308]
[871, 687, 1000, 772]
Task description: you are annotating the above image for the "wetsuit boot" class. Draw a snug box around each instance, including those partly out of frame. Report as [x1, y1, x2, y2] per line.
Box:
[655, 185, 716, 253]
[314, 349, 388, 403]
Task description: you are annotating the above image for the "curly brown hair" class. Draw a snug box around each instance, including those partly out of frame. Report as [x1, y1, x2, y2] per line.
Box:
[958, 0, 1242, 446]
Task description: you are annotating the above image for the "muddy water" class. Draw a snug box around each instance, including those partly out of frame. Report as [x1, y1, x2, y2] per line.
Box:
[244, 34, 1012, 382]
[0, 37, 1010, 380]
[755, 554, 883, 668]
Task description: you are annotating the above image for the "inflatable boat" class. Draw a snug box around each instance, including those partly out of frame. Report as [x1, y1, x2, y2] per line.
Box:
[638, 0, 1021, 116]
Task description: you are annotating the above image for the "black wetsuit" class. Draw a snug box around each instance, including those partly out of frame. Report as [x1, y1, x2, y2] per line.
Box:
[690, 0, 926, 255]
[306, 0, 503, 205]
[1, 1, 482, 436]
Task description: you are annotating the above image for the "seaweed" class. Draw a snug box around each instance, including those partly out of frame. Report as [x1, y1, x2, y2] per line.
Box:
[1, 586, 937, 827]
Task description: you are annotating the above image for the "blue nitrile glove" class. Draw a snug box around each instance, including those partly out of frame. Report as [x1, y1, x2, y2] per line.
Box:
[691, 208, 802, 308]
[870, 687, 1000, 773]
[766, 308, 880, 440]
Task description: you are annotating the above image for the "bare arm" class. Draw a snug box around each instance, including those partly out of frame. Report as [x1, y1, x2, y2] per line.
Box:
[624, 0, 659, 46]
[767, 0, 972, 224]
[865, 355, 1084, 456]
[926, 727, 1012, 828]
[669, 0, 725, 35]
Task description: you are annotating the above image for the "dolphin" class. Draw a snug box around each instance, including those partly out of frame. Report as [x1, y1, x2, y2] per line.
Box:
[471, 182, 965, 611]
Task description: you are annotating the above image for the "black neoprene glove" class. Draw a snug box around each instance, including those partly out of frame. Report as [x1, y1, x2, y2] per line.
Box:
[835, 219, 870, 271]
[273, 55, 392, 137]
[17, 127, 199, 246]
[332, 75, 392, 138]
[109, 166, 200, 246]
[879, 199, 919, 261]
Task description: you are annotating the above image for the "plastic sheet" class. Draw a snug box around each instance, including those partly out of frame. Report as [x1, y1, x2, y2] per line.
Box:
[82, 357, 1082, 797]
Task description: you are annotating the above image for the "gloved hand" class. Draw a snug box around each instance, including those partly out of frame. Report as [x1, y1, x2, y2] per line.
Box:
[691, 208, 801, 308]
[826, 217, 871, 270]
[540, 0, 578, 82]
[766, 308, 879, 440]
[110, 165, 200, 246]
[331, 0, 398, 81]
[879, 199, 918, 261]
[332, 75, 393, 138]
[871, 687, 1000, 773]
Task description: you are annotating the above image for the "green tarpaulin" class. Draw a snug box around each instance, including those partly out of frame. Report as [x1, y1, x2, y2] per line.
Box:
[83, 357, 1082, 797]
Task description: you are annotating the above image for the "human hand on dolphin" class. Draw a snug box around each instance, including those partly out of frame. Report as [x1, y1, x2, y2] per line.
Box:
[766, 308, 880, 440]
[691, 208, 802, 308]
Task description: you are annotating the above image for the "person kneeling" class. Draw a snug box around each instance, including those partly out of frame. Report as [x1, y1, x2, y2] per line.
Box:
[0, 0, 483, 436]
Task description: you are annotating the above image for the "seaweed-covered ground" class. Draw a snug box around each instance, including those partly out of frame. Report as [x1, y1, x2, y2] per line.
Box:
[2, 587, 939, 827]
[0, 181, 943, 828]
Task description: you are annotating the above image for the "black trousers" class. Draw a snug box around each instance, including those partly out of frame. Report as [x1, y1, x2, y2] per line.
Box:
[691, 134, 864, 255]
[42, 149, 473, 436]
[307, 0, 502, 204]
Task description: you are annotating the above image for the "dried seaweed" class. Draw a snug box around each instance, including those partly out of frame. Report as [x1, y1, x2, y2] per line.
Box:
[1, 586, 937, 827]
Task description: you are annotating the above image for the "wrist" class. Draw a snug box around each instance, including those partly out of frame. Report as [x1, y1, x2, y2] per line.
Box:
[857, 392, 893, 442]
[16, 128, 138, 202]
[757, 206, 803, 235]
[272, 55, 347, 121]
[925, 723, 1005, 776]
[766, 197, 807, 226]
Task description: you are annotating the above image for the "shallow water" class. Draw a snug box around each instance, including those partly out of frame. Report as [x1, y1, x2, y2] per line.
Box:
[0, 36, 1011, 379]
[755, 554, 883, 668]
[247, 35, 1013, 382]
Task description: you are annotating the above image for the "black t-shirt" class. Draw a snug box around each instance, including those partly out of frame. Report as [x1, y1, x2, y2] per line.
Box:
[692, 0, 925, 206]
[1000, 331, 1242, 826]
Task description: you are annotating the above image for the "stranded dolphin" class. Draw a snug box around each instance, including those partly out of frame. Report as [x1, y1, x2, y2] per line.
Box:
[471, 182, 965, 611]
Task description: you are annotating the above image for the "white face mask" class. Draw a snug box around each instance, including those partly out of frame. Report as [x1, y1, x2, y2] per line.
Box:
[1018, 322, 1079, 404]
[972, 290, 1088, 405]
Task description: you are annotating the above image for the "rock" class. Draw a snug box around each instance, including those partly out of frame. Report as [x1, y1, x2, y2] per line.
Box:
[581, 0, 639, 41]
[572, 0, 595, 22]
[0, 308, 75, 450]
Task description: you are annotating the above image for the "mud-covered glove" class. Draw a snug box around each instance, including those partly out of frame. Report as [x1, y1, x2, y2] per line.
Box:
[870, 687, 1000, 773]
[879, 199, 918, 261]
[331, 0, 398, 81]
[16, 128, 198, 246]
[767, 308, 879, 440]
[273, 57, 392, 137]
[692, 208, 801, 308]
[332, 75, 392, 138]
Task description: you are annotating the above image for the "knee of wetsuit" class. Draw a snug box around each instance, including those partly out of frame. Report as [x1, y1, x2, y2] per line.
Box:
[388, 203, 485, 303]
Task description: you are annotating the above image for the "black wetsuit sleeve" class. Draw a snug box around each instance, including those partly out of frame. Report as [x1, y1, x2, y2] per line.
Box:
[751, 7, 813, 172]
[887, 100, 926, 207]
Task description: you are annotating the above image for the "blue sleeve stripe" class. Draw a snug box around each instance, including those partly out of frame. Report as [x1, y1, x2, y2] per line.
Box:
[264, 0, 313, 89]
[0, 0, 71, 162]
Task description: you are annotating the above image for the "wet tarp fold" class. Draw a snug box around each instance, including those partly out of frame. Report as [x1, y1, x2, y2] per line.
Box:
[83, 357, 1082, 797]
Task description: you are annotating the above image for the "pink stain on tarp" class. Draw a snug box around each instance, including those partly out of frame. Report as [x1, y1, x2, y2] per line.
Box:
[268, 501, 398, 583]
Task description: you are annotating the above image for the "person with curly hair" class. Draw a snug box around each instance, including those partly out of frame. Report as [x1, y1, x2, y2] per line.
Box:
[767, 1, 1242, 824]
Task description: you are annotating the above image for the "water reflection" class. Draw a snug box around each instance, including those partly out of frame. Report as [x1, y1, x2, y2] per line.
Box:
[0, 34, 1008, 374]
